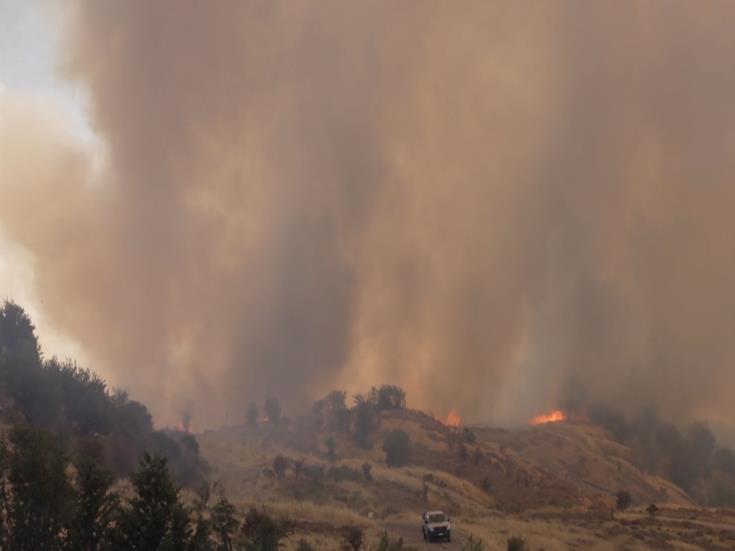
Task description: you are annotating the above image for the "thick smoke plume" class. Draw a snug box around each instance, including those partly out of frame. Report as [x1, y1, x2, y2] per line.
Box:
[1, 2, 734, 426]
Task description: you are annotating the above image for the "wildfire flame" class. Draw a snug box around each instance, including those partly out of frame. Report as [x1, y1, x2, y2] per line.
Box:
[445, 409, 461, 428]
[530, 409, 567, 426]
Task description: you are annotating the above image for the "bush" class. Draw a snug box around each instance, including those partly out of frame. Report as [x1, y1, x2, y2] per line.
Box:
[273, 454, 288, 478]
[383, 430, 412, 467]
[344, 526, 364, 550]
[242, 507, 283, 551]
[296, 539, 316, 551]
[507, 536, 527, 551]
[362, 462, 373, 482]
[616, 490, 632, 511]
[646, 503, 659, 517]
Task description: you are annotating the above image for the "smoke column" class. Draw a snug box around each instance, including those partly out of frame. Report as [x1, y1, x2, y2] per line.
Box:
[0, 1, 733, 426]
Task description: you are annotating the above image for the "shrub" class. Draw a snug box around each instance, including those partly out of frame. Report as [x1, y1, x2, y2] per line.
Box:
[507, 536, 527, 551]
[383, 430, 412, 467]
[296, 539, 316, 551]
[362, 462, 373, 482]
[241, 507, 283, 551]
[646, 503, 659, 517]
[344, 526, 364, 550]
[273, 455, 288, 478]
[615, 490, 632, 511]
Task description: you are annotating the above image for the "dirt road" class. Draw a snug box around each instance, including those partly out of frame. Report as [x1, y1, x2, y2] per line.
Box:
[382, 519, 473, 550]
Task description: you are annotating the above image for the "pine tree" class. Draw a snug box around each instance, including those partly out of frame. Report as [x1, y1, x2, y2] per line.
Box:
[210, 495, 239, 551]
[67, 454, 119, 551]
[3, 427, 74, 551]
[114, 454, 191, 550]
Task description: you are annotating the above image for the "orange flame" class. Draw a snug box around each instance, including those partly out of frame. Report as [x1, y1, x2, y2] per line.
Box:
[445, 409, 461, 428]
[530, 409, 567, 426]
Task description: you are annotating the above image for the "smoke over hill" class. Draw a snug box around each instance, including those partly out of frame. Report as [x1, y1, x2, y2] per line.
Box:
[0, 2, 734, 427]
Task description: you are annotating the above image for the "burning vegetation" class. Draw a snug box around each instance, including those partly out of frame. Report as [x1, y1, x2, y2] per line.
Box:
[530, 410, 568, 426]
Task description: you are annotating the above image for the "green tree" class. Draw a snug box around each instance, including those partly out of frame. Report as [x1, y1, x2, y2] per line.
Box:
[323, 391, 349, 433]
[67, 453, 119, 551]
[114, 454, 191, 550]
[375, 386, 406, 410]
[210, 495, 239, 551]
[1, 427, 74, 551]
[241, 507, 282, 551]
[383, 430, 412, 467]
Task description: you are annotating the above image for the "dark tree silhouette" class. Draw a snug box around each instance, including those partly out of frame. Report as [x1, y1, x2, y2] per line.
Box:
[114, 454, 191, 550]
[247, 402, 259, 427]
[353, 396, 377, 449]
[0, 427, 74, 551]
[383, 430, 412, 467]
[263, 397, 281, 424]
[67, 453, 119, 551]
[211, 494, 239, 551]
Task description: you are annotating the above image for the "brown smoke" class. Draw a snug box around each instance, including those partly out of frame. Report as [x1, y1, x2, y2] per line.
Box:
[0, 1, 734, 426]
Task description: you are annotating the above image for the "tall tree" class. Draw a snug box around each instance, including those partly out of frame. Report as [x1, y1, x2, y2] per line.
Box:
[67, 452, 119, 551]
[210, 495, 239, 551]
[2, 427, 74, 551]
[114, 454, 191, 550]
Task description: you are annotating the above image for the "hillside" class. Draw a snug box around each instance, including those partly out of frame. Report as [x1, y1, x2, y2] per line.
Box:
[197, 409, 735, 549]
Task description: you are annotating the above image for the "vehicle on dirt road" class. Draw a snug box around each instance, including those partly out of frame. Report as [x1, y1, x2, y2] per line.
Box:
[421, 510, 451, 542]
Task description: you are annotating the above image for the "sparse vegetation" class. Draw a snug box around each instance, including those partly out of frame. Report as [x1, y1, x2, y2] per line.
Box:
[589, 404, 735, 505]
[375, 531, 409, 551]
[462, 536, 486, 550]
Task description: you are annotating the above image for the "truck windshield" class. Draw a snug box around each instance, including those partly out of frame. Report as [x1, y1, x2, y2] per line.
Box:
[428, 513, 447, 523]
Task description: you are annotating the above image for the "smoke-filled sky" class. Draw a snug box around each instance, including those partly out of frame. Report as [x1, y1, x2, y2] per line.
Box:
[1, 1, 733, 428]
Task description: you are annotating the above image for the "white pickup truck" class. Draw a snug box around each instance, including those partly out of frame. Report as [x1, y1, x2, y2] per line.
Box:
[421, 510, 452, 543]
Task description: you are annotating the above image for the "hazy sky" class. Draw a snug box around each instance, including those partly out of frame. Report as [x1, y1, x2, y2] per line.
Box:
[0, 0, 90, 362]
[1, 1, 733, 429]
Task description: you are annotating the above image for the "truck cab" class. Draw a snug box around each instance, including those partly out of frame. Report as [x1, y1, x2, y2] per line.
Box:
[422, 510, 451, 542]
